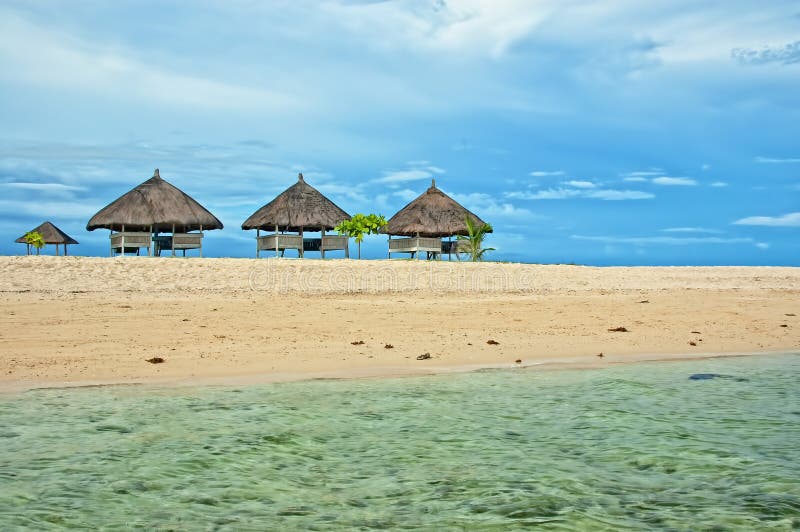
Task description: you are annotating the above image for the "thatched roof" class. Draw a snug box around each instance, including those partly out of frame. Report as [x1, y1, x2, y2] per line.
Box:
[86, 169, 223, 232]
[241, 173, 350, 232]
[383, 179, 491, 237]
[15, 221, 78, 244]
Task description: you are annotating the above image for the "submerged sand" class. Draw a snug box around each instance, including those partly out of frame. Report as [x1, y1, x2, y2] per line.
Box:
[0, 256, 798, 392]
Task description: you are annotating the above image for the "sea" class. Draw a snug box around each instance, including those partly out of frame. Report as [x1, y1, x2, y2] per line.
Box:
[1, 354, 798, 530]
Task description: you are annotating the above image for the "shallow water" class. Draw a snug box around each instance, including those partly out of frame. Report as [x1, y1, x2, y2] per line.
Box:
[1, 354, 799, 530]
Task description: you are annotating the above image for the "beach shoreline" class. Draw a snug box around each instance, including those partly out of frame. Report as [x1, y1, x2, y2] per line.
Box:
[3, 349, 796, 395]
[1, 256, 798, 394]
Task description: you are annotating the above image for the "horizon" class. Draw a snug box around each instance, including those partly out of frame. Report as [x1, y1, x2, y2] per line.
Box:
[1, 1, 798, 266]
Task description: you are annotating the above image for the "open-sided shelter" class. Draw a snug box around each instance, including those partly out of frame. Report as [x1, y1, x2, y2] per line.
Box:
[86, 169, 222, 256]
[241, 173, 351, 258]
[382, 179, 490, 259]
[16, 221, 78, 256]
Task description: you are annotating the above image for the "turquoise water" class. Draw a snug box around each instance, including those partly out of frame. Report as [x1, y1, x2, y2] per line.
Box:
[1, 355, 799, 530]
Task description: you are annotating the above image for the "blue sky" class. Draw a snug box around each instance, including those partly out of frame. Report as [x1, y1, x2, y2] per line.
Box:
[1, 0, 798, 265]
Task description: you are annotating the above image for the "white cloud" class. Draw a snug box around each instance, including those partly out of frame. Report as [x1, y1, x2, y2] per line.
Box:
[530, 170, 565, 177]
[328, 0, 556, 59]
[508, 188, 580, 200]
[0, 11, 298, 113]
[373, 161, 445, 185]
[0, 200, 98, 220]
[446, 191, 531, 219]
[562, 180, 596, 189]
[652, 176, 697, 186]
[1, 182, 86, 192]
[710, 181, 728, 187]
[571, 235, 754, 246]
[661, 227, 723, 234]
[508, 188, 653, 201]
[392, 188, 419, 202]
[374, 169, 434, 184]
[755, 156, 800, 164]
[755, 242, 770, 250]
[621, 170, 663, 178]
[733, 212, 800, 227]
[587, 189, 654, 200]
[623, 177, 648, 182]
[702, 164, 711, 171]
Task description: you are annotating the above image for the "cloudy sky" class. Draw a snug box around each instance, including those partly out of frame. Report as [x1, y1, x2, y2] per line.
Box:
[1, 0, 798, 264]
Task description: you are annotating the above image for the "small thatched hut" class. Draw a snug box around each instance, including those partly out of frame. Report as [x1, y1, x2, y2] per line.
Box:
[86, 169, 222, 257]
[242, 173, 351, 258]
[16, 221, 78, 256]
[383, 179, 490, 259]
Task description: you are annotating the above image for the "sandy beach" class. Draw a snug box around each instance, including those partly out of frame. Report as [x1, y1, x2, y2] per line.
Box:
[0, 256, 798, 392]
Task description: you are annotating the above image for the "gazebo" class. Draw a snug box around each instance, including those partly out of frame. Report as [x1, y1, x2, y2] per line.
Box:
[242, 173, 351, 258]
[86, 169, 223, 257]
[382, 179, 491, 259]
[16, 221, 78, 256]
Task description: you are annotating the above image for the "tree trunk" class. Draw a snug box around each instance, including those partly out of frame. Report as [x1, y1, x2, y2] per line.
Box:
[357, 242, 362, 260]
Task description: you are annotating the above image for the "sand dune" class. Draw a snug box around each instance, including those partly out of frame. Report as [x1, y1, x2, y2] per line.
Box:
[1, 256, 798, 392]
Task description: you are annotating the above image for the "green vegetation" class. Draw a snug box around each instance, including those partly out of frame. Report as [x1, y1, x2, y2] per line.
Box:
[335, 213, 388, 259]
[24, 231, 45, 255]
[457, 216, 494, 262]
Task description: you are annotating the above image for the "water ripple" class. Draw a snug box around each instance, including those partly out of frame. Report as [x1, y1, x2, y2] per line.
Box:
[0, 354, 799, 529]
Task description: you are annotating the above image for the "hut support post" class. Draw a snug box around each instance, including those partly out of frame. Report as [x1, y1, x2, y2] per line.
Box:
[256, 228, 260, 259]
[299, 227, 304, 258]
[275, 225, 279, 257]
[321, 229, 325, 260]
[121, 225, 126, 257]
[149, 225, 154, 257]
[65, 244, 68, 256]
[26, 243, 30, 256]
[171, 224, 176, 257]
[387, 234, 391, 259]
[199, 225, 203, 258]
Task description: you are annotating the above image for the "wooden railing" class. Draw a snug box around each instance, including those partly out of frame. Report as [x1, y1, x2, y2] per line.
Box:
[110, 232, 152, 256]
[388, 236, 442, 259]
[256, 234, 349, 258]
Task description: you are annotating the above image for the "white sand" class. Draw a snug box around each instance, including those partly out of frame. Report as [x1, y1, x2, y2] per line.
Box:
[1, 256, 798, 392]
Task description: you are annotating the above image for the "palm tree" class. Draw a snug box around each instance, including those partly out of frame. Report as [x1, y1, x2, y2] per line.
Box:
[457, 216, 494, 261]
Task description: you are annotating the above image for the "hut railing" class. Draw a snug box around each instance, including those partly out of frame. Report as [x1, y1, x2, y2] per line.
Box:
[110, 231, 152, 256]
[255, 234, 349, 258]
[388, 236, 442, 259]
[320, 235, 349, 252]
[172, 233, 203, 250]
[257, 234, 303, 255]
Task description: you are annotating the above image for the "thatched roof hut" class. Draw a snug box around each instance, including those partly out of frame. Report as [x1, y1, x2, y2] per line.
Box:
[383, 179, 490, 237]
[241, 173, 350, 232]
[16, 221, 78, 255]
[86, 169, 223, 233]
[16, 221, 78, 245]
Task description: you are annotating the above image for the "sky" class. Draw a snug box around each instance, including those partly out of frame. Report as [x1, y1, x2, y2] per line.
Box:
[0, 0, 798, 265]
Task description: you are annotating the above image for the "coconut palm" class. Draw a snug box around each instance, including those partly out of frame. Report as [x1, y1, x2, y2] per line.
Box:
[456, 216, 494, 261]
